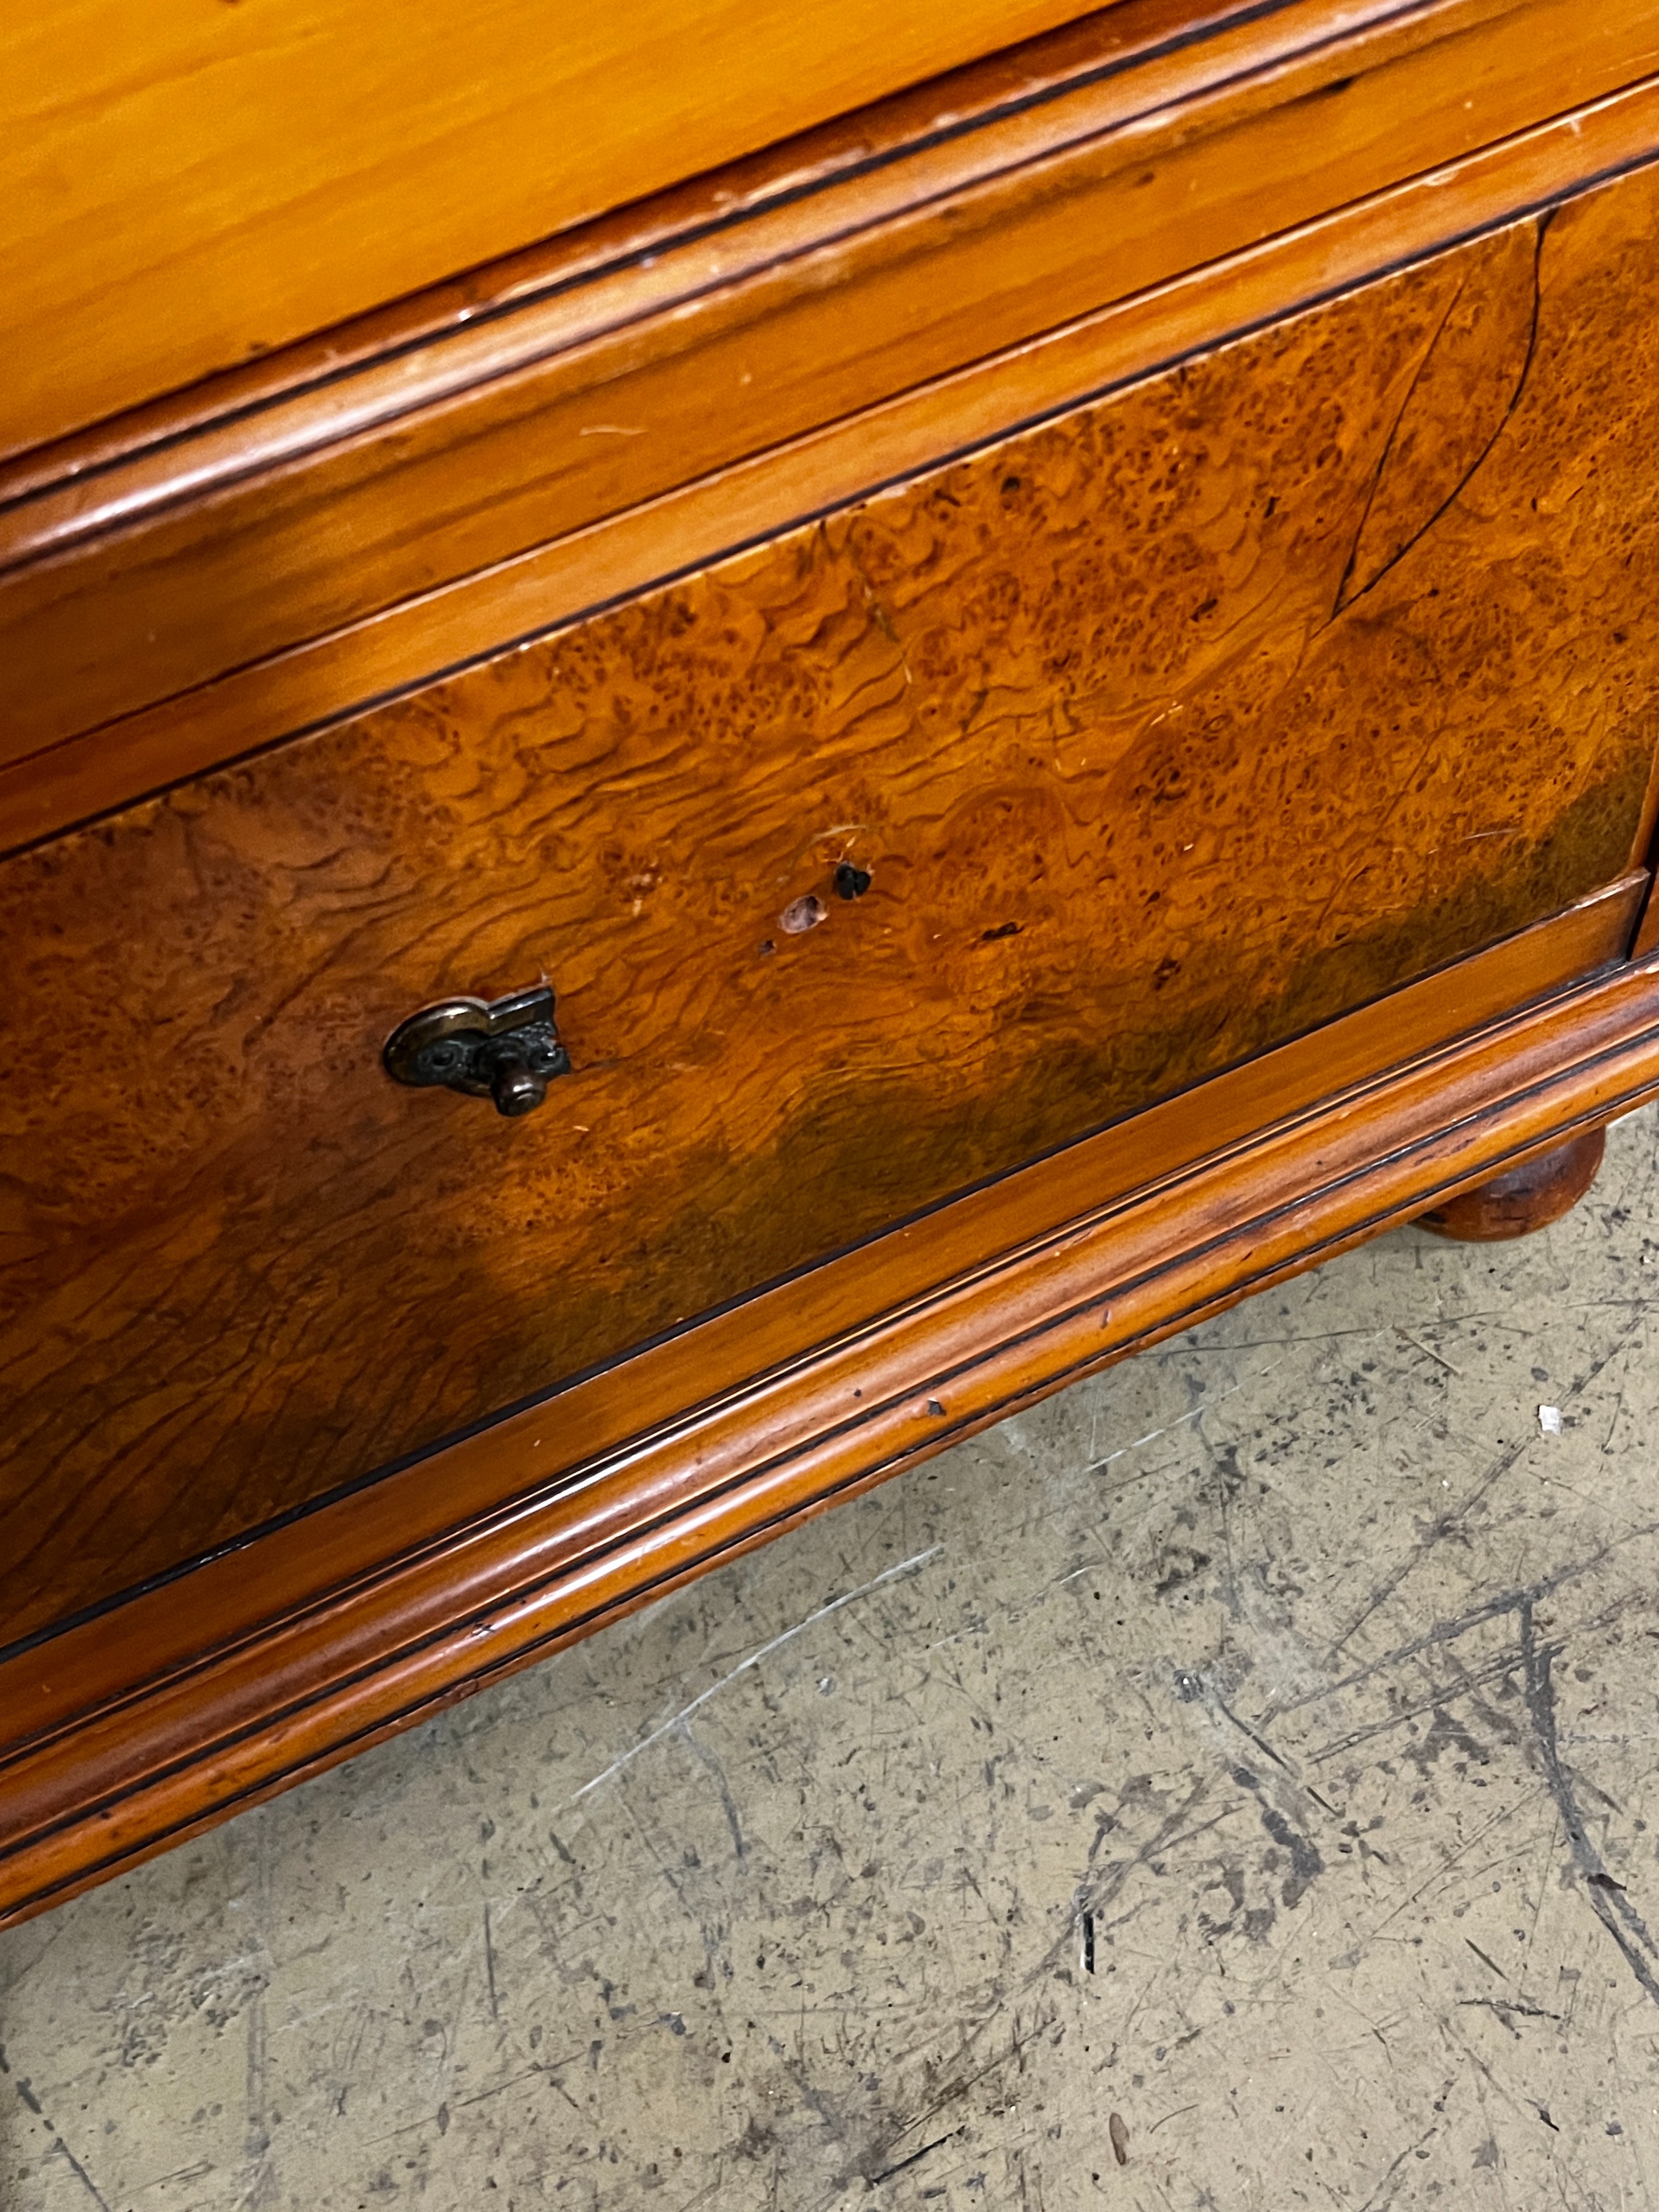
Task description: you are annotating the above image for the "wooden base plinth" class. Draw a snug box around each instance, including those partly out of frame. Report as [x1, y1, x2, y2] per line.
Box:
[1418, 1127, 1606, 1242]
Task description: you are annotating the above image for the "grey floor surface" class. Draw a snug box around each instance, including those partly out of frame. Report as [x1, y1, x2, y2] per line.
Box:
[8, 1108, 1659, 2210]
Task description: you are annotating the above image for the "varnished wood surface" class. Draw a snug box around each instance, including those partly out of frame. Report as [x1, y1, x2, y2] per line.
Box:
[6, 175, 1659, 1643]
[6, 0, 1657, 775]
[3, 0, 1116, 458]
[0, 0, 1379, 510]
[1418, 1125, 1607, 1239]
[5, 910, 1659, 1932]
[8, 68, 1659, 852]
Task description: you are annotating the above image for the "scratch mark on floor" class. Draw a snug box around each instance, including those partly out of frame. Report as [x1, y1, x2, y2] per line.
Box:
[1286, 1528, 1659, 1741]
[10, 2067, 112, 2212]
[1313, 1313, 1650, 1676]
[558, 1546, 942, 1810]
[50, 2135, 112, 2212]
[237, 1811, 277, 2211]
[1354, 2119, 1440, 2212]
[676, 1720, 746, 1859]
[1397, 1327, 1464, 1376]
[1346, 1785, 1550, 1957]
[483, 1901, 500, 2023]
[1309, 1648, 1533, 1765]
[1317, 1437, 1532, 1670]
[1043, 1778, 1228, 1988]
[455, 2054, 586, 2116]
[869, 2127, 964, 2184]
[1086, 1363, 1290, 1486]
[1464, 1938, 1511, 1984]
[1519, 1596, 1659, 2010]
[1458, 1998, 1561, 2029]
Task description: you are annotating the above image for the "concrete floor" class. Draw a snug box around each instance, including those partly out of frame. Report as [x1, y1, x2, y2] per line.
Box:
[8, 1110, 1659, 2212]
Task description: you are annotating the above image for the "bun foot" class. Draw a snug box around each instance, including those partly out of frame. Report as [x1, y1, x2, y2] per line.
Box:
[1418, 1127, 1606, 1243]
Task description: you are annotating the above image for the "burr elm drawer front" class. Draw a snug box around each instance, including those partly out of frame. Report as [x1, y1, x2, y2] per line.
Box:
[4, 168, 1659, 1644]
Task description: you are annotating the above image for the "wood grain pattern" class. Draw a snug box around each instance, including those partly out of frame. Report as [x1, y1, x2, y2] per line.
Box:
[4, 870, 1643, 1710]
[12, 77, 1659, 858]
[6, 0, 1657, 768]
[2, 0, 1113, 458]
[6, 913, 1659, 1931]
[5, 177, 1659, 1644]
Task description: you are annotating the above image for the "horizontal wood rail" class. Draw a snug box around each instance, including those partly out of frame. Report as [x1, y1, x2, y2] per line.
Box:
[3, 0, 1658, 837]
[3, 886, 1656, 1927]
[2, 0, 1115, 457]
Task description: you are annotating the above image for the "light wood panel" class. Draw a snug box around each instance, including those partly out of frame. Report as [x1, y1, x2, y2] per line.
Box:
[0, 0, 1284, 502]
[5, 180, 1659, 1641]
[2, 0, 1114, 456]
[6, 0, 1658, 773]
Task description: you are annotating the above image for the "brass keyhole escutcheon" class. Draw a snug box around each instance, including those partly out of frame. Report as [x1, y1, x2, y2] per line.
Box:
[383, 983, 571, 1117]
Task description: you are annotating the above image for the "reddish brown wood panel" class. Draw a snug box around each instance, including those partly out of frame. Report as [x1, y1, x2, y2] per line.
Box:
[6, 920, 1659, 1932]
[1418, 1125, 1607, 1238]
[5, 179, 1659, 1643]
[4, 0, 1656, 767]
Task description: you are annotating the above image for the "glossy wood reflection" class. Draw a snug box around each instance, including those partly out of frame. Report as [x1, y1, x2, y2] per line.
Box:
[5, 171, 1659, 1641]
[2, 0, 1114, 457]
[9, 0, 1656, 765]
